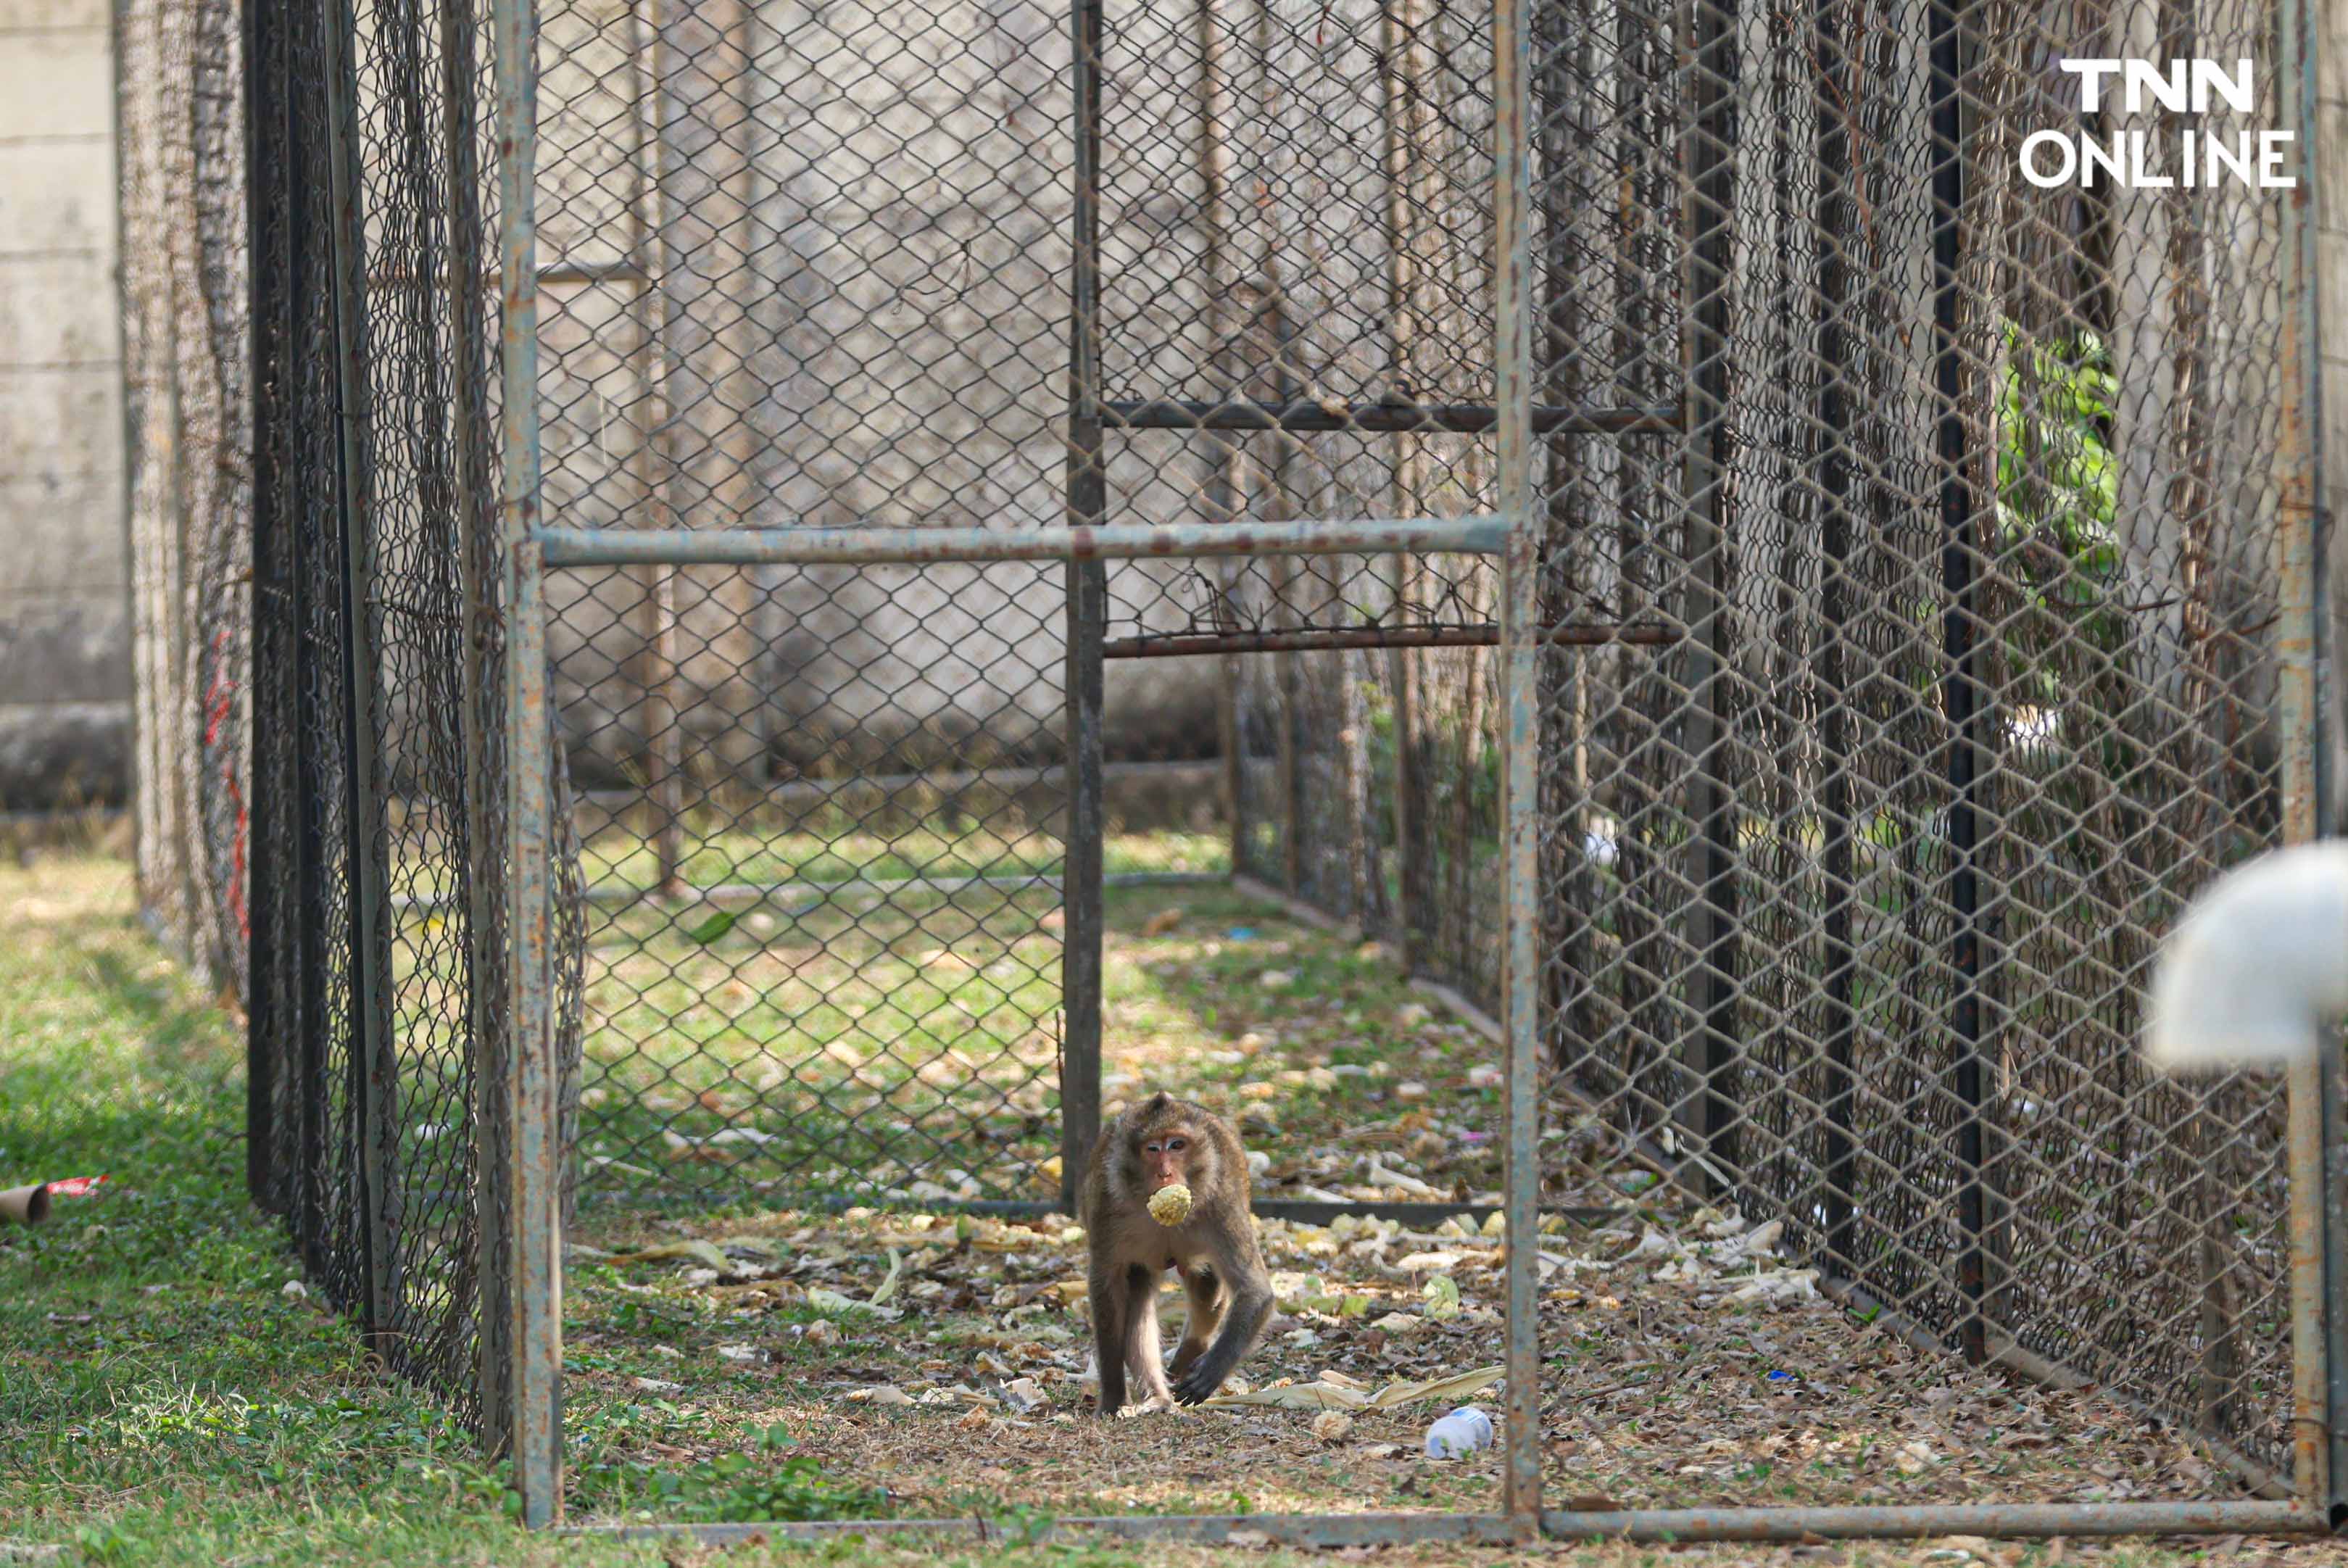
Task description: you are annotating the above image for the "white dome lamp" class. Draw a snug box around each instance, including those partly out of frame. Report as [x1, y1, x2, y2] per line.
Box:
[2144, 841, 2348, 1074]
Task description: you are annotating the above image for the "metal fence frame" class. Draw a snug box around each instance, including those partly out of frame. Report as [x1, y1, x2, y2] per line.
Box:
[168, 0, 2342, 1533]
[469, 0, 2344, 1542]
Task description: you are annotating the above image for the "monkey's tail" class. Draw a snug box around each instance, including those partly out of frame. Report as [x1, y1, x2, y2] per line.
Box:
[2142, 841, 2348, 1074]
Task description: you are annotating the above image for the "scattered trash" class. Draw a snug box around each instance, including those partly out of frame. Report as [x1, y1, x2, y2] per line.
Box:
[1727, 1268, 1822, 1306]
[1311, 1410, 1354, 1442]
[1, 1174, 104, 1227]
[1423, 1406, 1495, 1459]
[281, 1279, 309, 1301]
[1366, 1161, 1440, 1197]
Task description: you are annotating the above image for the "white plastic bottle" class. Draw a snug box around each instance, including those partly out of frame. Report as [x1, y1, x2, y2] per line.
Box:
[1422, 1405, 1495, 1459]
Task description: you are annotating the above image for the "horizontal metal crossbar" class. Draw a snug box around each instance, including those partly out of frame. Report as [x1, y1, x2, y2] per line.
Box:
[565, 1501, 2318, 1548]
[534, 517, 1509, 568]
[789, 1195, 1625, 1226]
[1100, 398, 1684, 435]
[389, 868, 1220, 914]
[1103, 623, 1681, 658]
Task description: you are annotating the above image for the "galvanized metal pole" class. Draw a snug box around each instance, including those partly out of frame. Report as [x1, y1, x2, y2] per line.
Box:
[1925, 0, 1990, 1367]
[1493, 0, 1539, 1528]
[1058, 0, 1108, 1215]
[2276, 0, 2334, 1511]
[491, 0, 565, 1519]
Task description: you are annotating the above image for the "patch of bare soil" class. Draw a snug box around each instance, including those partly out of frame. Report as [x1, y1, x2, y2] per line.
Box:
[563, 1192, 2266, 1526]
[563, 889, 2278, 1536]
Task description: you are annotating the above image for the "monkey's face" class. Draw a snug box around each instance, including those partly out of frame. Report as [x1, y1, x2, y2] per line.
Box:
[1134, 1121, 1214, 1195]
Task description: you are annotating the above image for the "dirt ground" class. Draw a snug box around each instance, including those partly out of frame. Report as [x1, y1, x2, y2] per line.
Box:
[560, 894, 2280, 1534]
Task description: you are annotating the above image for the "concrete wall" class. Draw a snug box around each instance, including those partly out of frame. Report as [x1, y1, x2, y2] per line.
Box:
[0, 0, 125, 809]
[524, 0, 1469, 786]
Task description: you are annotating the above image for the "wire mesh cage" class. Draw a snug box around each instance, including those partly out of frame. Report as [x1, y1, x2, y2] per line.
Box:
[120, 0, 2338, 1535]
[1509, 0, 2309, 1485]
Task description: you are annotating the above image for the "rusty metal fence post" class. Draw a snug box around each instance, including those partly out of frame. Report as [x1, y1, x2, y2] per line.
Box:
[1060, 0, 1109, 1212]
[489, 0, 565, 1517]
[1493, 0, 1538, 1529]
[2277, 0, 2335, 1514]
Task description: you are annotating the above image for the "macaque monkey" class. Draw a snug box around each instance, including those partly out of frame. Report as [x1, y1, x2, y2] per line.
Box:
[1079, 1092, 1272, 1414]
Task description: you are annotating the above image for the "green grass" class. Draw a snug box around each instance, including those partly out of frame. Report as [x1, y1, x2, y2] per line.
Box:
[563, 820, 1227, 1200]
[0, 857, 1182, 1567]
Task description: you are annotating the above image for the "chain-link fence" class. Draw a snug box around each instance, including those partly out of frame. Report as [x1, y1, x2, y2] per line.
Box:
[125, 0, 587, 1441]
[1516, 0, 2307, 1487]
[123, 0, 2333, 1534]
[1185, 0, 2318, 1490]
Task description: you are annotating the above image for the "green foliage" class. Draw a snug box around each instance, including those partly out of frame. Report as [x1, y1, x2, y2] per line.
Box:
[1994, 325, 2127, 665]
[681, 908, 739, 945]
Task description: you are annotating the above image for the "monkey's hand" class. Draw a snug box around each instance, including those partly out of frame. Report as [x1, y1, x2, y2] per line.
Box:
[1171, 1364, 1224, 1406]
